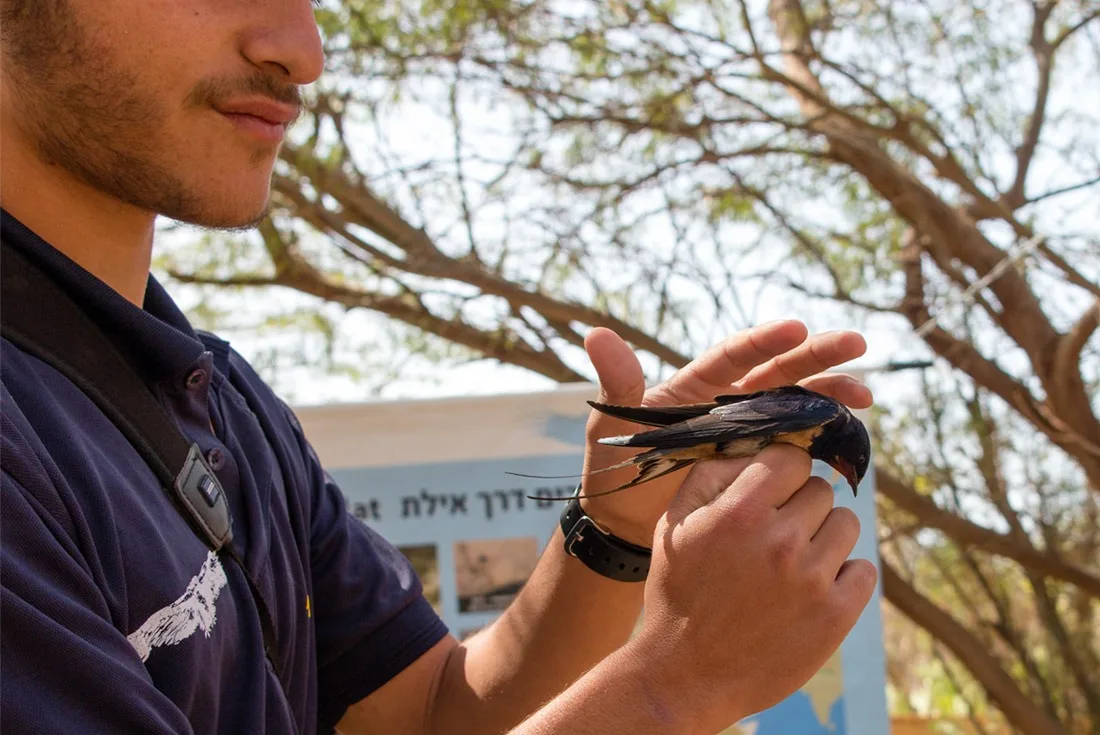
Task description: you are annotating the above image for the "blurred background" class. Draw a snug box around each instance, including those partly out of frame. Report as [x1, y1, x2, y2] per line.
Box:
[156, 1, 1098, 732]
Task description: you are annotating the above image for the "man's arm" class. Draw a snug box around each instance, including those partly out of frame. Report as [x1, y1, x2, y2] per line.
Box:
[337, 525, 647, 734]
[340, 447, 876, 735]
[336, 322, 874, 734]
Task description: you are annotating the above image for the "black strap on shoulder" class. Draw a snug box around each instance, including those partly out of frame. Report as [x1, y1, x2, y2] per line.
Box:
[1, 244, 232, 549]
[0, 240, 284, 681]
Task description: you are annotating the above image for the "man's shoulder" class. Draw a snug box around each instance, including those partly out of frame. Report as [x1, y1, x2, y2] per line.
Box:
[1, 336, 78, 461]
[0, 338, 114, 542]
[1, 334, 114, 437]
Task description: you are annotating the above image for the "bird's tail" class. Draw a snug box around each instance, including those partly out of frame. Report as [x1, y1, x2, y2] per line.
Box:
[510, 447, 694, 500]
[504, 454, 644, 481]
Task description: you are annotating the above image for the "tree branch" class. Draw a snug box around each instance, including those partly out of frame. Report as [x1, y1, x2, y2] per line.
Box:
[1005, 2, 1057, 209]
[881, 559, 1065, 735]
[1036, 242, 1100, 299]
[275, 146, 693, 370]
[876, 468, 1100, 597]
[171, 245, 588, 383]
[957, 547, 1063, 722]
[1052, 8, 1100, 51]
[1023, 173, 1100, 207]
[768, 0, 1064, 378]
[1054, 299, 1100, 391]
[897, 231, 1100, 490]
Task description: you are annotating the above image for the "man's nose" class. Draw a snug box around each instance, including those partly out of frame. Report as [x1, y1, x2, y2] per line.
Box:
[239, 1, 326, 86]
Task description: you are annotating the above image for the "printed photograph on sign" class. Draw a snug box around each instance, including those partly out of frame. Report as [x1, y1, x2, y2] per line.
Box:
[454, 537, 539, 613]
[398, 544, 441, 613]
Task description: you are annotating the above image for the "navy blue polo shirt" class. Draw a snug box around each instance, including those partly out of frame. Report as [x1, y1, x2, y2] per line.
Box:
[0, 210, 449, 734]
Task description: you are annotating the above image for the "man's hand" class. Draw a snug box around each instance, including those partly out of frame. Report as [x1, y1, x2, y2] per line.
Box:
[642, 446, 875, 725]
[580, 321, 871, 544]
[509, 444, 877, 735]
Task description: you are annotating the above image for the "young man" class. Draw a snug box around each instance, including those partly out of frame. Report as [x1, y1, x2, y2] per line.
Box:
[0, 1, 878, 733]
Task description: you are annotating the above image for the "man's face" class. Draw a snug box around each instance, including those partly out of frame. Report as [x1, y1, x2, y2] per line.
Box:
[0, 0, 324, 229]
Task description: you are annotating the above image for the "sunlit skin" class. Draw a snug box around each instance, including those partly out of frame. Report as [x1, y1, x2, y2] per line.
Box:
[0, 0, 324, 305]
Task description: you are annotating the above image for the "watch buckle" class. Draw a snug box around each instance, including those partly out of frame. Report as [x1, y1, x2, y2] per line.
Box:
[565, 515, 607, 558]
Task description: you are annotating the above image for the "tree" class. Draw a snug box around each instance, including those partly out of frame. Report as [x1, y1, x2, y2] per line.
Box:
[162, 0, 1100, 731]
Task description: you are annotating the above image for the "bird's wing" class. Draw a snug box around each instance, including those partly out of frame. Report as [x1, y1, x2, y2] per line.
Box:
[600, 390, 841, 449]
[585, 389, 802, 428]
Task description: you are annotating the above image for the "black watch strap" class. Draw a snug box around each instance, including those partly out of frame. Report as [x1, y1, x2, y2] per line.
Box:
[560, 486, 651, 582]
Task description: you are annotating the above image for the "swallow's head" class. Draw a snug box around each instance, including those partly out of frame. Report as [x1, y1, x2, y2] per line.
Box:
[812, 409, 871, 495]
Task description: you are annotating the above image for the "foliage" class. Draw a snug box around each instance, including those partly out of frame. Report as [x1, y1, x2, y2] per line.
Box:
[160, 0, 1100, 730]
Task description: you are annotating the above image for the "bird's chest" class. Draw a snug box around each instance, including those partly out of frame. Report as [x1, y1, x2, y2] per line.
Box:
[711, 436, 771, 457]
[772, 425, 824, 450]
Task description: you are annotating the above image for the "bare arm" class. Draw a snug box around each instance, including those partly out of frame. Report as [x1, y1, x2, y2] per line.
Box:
[342, 447, 876, 734]
[336, 521, 647, 735]
[429, 529, 647, 732]
[505, 643, 698, 735]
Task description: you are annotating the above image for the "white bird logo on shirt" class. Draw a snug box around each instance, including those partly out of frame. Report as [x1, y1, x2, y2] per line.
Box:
[126, 551, 226, 663]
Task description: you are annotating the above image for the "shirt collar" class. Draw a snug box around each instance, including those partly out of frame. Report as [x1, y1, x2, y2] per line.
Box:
[2, 208, 212, 387]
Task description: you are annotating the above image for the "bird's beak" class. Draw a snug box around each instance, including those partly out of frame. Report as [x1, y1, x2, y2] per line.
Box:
[831, 458, 859, 496]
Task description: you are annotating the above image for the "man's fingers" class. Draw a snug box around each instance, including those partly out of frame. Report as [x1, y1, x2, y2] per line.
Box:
[797, 373, 873, 409]
[735, 331, 867, 393]
[809, 507, 861, 575]
[666, 457, 752, 524]
[710, 444, 813, 517]
[829, 559, 878, 622]
[655, 321, 809, 404]
[775, 475, 835, 519]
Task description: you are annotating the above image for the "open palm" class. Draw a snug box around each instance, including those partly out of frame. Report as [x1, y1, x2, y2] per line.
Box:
[578, 320, 873, 544]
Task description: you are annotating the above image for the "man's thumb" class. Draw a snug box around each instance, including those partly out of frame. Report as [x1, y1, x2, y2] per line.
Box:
[585, 328, 646, 407]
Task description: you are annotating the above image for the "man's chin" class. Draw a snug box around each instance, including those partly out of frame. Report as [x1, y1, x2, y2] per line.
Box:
[209, 208, 271, 232]
[166, 195, 273, 232]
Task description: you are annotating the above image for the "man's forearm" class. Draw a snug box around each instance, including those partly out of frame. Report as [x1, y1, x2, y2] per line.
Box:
[507, 642, 715, 735]
[427, 526, 646, 735]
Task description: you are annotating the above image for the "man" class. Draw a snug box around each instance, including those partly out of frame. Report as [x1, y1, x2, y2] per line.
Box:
[0, 1, 878, 733]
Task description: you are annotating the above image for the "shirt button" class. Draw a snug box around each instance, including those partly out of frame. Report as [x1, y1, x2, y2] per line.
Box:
[185, 368, 207, 390]
[207, 448, 226, 470]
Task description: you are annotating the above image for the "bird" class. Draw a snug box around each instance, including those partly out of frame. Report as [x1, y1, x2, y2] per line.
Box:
[513, 385, 870, 500]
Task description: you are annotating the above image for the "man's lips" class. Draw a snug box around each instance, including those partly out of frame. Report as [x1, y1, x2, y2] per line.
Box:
[216, 98, 298, 125]
[215, 98, 298, 143]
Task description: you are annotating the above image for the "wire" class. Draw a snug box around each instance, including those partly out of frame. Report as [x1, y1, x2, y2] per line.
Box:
[914, 234, 1046, 338]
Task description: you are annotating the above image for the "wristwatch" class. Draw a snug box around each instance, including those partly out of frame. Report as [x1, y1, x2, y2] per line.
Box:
[560, 485, 651, 582]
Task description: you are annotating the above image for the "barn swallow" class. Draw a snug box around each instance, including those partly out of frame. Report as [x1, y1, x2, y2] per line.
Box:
[514, 386, 870, 500]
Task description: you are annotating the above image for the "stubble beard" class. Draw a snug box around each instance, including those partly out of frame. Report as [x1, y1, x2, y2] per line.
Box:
[1, 0, 273, 230]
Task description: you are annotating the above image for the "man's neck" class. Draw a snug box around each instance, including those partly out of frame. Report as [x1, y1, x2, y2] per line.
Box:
[1, 129, 157, 307]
